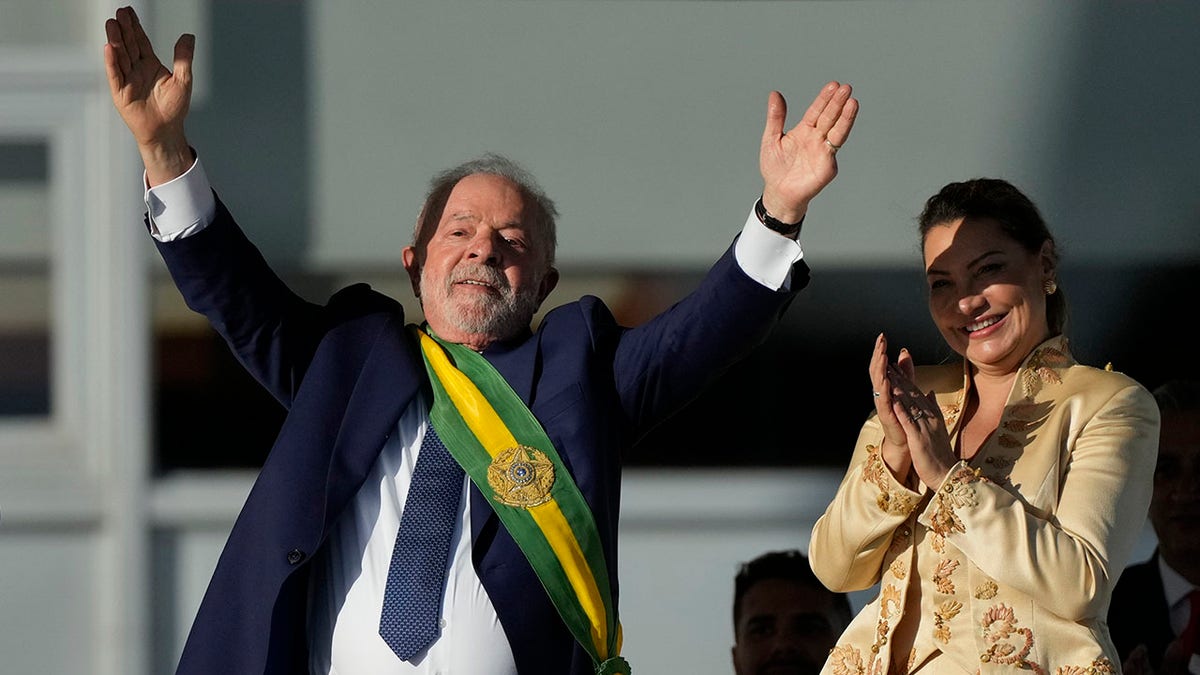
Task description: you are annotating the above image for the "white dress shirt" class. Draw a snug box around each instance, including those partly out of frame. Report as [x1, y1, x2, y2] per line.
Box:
[145, 157, 804, 674]
[1157, 557, 1200, 675]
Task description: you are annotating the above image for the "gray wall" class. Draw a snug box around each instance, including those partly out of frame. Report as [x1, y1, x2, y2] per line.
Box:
[181, 0, 1199, 270]
[177, 0, 1200, 466]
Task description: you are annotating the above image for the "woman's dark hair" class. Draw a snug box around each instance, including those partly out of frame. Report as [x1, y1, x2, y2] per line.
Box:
[918, 178, 1067, 335]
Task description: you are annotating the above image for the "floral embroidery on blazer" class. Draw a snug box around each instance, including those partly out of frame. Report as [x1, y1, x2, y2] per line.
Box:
[809, 336, 1160, 674]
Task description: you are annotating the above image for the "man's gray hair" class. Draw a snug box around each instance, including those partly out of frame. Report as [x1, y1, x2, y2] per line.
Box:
[411, 153, 559, 267]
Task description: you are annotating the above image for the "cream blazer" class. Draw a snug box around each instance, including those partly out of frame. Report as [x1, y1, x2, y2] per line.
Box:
[809, 336, 1160, 675]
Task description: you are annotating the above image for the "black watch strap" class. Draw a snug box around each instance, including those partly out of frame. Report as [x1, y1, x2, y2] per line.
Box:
[754, 197, 804, 237]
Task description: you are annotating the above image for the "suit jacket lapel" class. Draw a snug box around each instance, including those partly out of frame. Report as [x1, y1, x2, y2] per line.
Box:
[322, 315, 423, 533]
[483, 327, 538, 405]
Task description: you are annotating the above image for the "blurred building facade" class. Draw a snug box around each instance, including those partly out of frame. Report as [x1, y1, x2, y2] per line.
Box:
[1, 2, 1194, 673]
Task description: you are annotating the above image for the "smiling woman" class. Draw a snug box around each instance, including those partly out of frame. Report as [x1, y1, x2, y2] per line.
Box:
[807, 178, 1161, 675]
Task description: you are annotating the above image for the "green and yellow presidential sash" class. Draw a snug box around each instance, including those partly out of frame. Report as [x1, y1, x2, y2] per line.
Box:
[412, 325, 630, 675]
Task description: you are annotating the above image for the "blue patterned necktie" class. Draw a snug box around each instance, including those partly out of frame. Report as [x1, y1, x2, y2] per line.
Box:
[379, 424, 465, 661]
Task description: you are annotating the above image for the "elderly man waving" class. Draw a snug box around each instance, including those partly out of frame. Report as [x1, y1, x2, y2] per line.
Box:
[104, 6, 857, 675]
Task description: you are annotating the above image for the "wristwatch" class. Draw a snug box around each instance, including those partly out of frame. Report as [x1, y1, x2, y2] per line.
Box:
[754, 196, 804, 237]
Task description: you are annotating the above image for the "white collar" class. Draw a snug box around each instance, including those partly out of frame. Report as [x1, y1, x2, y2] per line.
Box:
[1157, 554, 1198, 609]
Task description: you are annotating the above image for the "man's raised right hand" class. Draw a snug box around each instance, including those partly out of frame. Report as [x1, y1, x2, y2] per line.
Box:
[103, 5, 195, 186]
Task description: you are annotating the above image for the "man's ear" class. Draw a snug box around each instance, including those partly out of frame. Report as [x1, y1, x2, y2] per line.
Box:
[402, 246, 421, 298]
[537, 267, 559, 304]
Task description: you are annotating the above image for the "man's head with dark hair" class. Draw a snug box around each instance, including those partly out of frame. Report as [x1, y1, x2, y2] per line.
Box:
[1149, 379, 1200, 585]
[732, 549, 852, 675]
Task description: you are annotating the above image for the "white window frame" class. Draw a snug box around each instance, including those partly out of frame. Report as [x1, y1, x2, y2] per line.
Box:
[0, 37, 151, 675]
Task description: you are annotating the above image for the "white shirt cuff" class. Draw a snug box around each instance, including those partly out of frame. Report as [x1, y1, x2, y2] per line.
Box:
[733, 204, 805, 291]
[144, 157, 216, 241]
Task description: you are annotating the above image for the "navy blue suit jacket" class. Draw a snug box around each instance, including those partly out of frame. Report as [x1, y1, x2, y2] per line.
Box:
[1108, 551, 1176, 672]
[159, 196, 808, 674]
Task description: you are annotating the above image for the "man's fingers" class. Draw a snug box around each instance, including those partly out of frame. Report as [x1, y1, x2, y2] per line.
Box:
[105, 18, 133, 74]
[131, 9, 158, 67]
[104, 17, 123, 50]
[173, 34, 196, 87]
[813, 83, 852, 136]
[102, 44, 125, 98]
[116, 7, 142, 63]
[826, 97, 859, 149]
[798, 81, 838, 129]
[761, 90, 787, 144]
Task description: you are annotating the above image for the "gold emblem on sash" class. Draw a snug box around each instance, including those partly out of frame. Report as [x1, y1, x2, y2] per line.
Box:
[488, 445, 555, 508]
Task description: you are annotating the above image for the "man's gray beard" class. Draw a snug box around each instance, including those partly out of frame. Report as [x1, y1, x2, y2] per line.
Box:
[422, 266, 542, 340]
[446, 285, 541, 338]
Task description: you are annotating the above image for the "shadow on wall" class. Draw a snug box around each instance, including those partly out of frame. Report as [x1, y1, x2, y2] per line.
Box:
[152, 260, 1199, 471]
[642, 0, 1200, 468]
[148, 0, 1200, 471]
[632, 260, 1200, 468]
